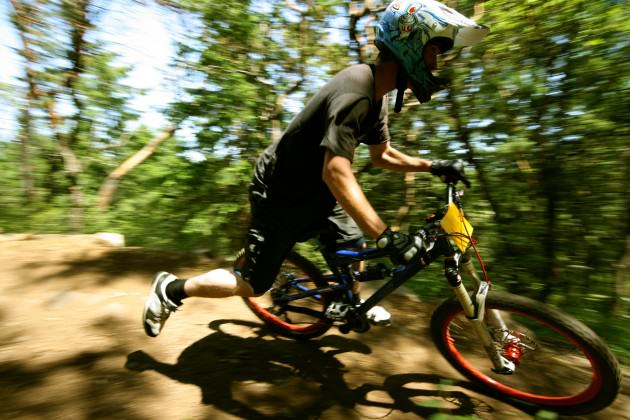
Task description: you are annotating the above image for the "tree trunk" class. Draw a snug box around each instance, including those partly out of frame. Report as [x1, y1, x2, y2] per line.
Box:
[63, 0, 90, 148]
[446, 88, 504, 225]
[45, 96, 84, 231]
[9, 0, 37, 204]
[348, 1, 386, 63]
[392, 130, 418, 232]
[392, 172, 416, 232]
[98, 126, 177, 209]
[17, 101, 35, 204]
[614, 150, 630, 315]
[265, 0, 313, 141]
[538, 162, 559, 301]
[12, 0, 93, 231]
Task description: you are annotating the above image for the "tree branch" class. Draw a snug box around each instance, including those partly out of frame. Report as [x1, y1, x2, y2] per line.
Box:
[98, 125, 178, 208]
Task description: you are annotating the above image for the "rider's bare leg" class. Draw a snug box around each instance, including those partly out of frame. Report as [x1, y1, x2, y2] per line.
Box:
[183, 269, 257, 298]
[349, 242, 391, 325]
[143, 269, 256, 337]
[352, 243, 367, 294]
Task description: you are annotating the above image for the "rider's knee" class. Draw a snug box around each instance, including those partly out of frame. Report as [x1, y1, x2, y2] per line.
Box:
[234, 269, 268, 297]
[248, 279, 270, 297]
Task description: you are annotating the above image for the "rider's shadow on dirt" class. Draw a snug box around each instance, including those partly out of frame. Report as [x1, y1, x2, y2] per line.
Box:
[125, 320, 494, 419]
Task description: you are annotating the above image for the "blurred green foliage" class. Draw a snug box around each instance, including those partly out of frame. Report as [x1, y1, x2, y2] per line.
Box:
[1, 0, 628, 363]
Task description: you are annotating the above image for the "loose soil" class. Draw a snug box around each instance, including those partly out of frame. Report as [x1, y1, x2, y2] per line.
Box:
[0, 235, 627, 420]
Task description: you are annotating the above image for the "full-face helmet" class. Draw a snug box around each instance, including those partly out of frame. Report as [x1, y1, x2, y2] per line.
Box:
[376, 0, 489, 110]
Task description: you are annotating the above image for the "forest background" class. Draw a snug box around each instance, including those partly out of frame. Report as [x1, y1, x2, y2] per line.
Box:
[1, 0, 628, 364]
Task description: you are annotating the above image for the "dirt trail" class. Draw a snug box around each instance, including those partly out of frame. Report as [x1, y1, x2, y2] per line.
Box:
[0, 235, 627, 420]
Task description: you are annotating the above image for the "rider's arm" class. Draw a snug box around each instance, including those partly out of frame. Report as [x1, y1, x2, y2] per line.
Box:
[369, 141, 432, 172]
[322, 149, 387, 239]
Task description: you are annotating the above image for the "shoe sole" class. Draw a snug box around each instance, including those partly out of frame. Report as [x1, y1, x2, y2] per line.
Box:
[142, 271, 168, 337]
[369, 319, 392, 327]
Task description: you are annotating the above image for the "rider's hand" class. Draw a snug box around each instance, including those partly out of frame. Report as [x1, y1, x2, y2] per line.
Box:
[377, 227, 426, 266]
[430, 159, 471, 187]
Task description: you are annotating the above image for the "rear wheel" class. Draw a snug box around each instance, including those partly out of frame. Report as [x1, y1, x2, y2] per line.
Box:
[430, 292, 621, 415]
[236, 249, 332, 339]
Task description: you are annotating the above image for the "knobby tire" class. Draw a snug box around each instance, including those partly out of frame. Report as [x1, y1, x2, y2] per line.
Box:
[430, 291, 621, 415]
[236, 249, 332, 340]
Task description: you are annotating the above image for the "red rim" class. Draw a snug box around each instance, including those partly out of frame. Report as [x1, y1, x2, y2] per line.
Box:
[246, 297, 327, 335]
[442, 307, 604, 406]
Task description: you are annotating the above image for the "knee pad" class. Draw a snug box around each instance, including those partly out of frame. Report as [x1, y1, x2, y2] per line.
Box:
[235, 267, 272, 296]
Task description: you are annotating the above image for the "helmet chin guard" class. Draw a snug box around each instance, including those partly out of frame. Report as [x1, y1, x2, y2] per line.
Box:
[393, 63, 449, 112]
[394, 67, 407, 113]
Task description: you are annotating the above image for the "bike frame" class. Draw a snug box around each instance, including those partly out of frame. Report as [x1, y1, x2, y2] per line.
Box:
[275, 183, 516, 373]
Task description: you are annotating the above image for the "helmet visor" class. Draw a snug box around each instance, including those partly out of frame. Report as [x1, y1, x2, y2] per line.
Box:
[453, 25, 490, 48]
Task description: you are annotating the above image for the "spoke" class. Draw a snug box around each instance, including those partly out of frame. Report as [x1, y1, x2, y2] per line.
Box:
[447, 310, 596, 398]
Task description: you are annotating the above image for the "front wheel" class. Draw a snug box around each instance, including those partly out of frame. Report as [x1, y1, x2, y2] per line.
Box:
[430, 292, 621, 415]
[235, 249, 333, 340]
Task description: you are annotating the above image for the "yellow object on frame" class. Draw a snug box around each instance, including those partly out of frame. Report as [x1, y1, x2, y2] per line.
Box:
[440, 202, 474, 252]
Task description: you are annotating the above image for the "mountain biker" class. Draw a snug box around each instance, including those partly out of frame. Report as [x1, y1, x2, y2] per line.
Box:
[143, 0, 489, 337]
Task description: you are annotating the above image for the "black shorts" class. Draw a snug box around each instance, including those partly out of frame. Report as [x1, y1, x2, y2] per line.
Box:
[240, 197, 364, 295]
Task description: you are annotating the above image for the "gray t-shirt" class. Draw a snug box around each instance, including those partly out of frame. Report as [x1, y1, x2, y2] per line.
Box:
[251, 64, 390, 214]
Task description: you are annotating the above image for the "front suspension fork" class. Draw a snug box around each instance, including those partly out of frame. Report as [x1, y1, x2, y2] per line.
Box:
[460, 258, 509, 332]
[445, 255, 515, 374]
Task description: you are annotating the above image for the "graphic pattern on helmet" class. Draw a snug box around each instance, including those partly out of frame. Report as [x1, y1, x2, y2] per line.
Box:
[376, 0, 489, 103]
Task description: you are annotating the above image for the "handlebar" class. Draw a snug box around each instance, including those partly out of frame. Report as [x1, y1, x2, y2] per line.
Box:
[331, 182, 467, 267]
[445, 182, 466, 208]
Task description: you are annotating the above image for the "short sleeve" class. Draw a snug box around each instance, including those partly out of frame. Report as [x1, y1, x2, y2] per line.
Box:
[320, 95, 371, 162]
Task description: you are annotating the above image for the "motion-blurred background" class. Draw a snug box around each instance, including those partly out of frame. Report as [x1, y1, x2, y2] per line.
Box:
[1, 0, 628, 364]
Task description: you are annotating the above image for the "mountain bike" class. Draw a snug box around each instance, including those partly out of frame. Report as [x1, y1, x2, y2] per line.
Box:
[235, 180, 621, 415]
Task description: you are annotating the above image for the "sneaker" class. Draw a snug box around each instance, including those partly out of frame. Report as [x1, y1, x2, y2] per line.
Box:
[142, 272, 181, 337]
[359, 299, 392, 326]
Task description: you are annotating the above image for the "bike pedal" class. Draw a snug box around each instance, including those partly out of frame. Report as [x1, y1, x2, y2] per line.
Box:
[325, 301, 352, 321]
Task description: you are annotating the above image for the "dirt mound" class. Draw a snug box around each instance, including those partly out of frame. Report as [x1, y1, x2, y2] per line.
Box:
[0, 235, 627, 419]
